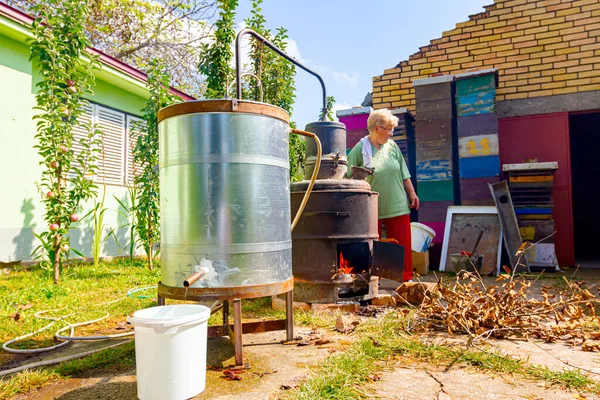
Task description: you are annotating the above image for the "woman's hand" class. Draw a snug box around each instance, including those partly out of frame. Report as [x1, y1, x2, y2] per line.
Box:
[409, 192, 420, 210]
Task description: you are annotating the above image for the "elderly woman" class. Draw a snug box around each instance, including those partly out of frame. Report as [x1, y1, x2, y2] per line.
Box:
[346, 109, 419, 282]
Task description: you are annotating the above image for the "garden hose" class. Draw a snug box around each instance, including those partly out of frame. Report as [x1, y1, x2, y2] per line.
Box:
[2, 286, 156, 354]
[2, 309, 75, 354]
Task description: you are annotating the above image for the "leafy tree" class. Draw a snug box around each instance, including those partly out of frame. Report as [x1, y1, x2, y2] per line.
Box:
[198, 0, 238, 99]
[319, 96, 336, 122]
[29, 0, 101, 283]
[8, 0, 218, 97]
[244, 0, 304, 180]
[134, 59, 179, 270]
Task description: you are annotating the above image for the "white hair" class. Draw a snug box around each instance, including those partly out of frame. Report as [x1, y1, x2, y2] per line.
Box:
[367, 109, 399, 133]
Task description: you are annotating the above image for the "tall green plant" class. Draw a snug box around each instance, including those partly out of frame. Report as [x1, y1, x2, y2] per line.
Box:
[29, 0, 101, 283]
[319, 96, 336, 122]
[198, 0, 239, 99]
[134, 59, 178, 270]
[244, 0, 303, 180]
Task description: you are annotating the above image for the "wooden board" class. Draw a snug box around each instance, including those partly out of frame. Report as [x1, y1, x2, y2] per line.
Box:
[456, 75, 497, 117]
[416, 118, 453, 141]
[419, 201, 454, 222]
[457, 114, 498, 137]
[509, 175, 554, 183]
[459, 134, 499, 158]
[417, 160, 452, 181]
[416, 139, 453, 161]
[459, 155, 500, 179]
[460, 176, 500, 201]
[417, 180, 454, 202]
[518, 220, 556, 243]
[439, 206, 502, 276]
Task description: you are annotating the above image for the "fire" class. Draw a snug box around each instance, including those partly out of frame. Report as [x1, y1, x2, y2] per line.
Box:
[338, 252, 354, 274]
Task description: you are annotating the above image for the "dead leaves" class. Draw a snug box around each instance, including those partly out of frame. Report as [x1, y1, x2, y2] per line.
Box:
[411, 272, 600, 351]
[336, 313, 360, 334]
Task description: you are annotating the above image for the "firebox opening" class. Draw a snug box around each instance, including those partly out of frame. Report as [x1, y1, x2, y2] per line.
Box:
[336, 242, 370, 275]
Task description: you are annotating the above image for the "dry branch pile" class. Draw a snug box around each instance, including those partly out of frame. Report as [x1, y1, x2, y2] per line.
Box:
[406, 272, 600, 351]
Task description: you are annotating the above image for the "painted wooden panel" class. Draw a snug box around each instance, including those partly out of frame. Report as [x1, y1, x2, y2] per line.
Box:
[415, 83, 453, 102]
[462, 199, 496, 206]
[421, 221, 446, 244]
[459, 155, 500, 179]
[456, 75, 497, 117]
[417, 160, 452, 181]
[416, 118, 452, 141]
[458, 134, 499, 158]
[524, 243, 557, 266]
[514, 207, 553, 215]
[460, 176, 500, 201]
[415, 101, 453, 120]
[517, 220, 556, 243]
[417, 180, 454, 202]
[338, 113, 368, 130]
[457, 114, 498, 137]
[419, 201, 453, 222]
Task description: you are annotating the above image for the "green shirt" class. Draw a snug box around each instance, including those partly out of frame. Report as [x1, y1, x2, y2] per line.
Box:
[346, 140, 411, 219]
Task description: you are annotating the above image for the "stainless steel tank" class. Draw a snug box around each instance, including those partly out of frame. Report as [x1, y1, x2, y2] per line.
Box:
[157, 100, 296, 300]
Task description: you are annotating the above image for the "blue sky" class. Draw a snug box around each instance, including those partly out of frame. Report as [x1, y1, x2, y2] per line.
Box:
[234, 0, 491, 128]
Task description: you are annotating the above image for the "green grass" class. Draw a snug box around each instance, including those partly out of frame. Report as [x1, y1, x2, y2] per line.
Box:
[0, 259, 337, 399]
[281, 311, 600, 399]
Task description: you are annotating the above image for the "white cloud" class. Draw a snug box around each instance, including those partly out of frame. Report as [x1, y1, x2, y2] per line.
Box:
[333, 71, 360, 85]
[284, 38, 302, 60]
[331, 102, 355, 121]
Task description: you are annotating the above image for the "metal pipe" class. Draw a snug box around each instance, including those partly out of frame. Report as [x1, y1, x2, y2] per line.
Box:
[226, 72, 264, 102]
[233, 299, 243, 366]
[235, 28, 329, 121]
[183, 269, 207, 288]
[285, 290, 294, 342]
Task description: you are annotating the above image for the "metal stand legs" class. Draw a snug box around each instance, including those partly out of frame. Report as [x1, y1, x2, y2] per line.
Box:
[157, 295, 165, 306]
[286, 290, 294, 342]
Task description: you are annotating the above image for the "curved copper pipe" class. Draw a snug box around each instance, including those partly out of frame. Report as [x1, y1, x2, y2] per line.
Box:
[183, 269, 207, 288]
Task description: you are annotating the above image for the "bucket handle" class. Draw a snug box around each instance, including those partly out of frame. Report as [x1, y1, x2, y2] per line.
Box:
[290, 129, 322, 231]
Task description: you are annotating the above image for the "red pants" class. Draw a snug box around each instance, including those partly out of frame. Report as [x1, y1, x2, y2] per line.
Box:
[378, 214, 413, 282]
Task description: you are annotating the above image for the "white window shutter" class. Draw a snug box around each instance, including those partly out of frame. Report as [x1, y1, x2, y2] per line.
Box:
[96, 105, 126, 186]
[69, 102, 94, 178]
[126, 116, 145, 185]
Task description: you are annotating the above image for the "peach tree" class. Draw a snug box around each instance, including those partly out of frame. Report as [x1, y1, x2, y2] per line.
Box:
[134, 59, 178, 270]
[29, 0, 101, 283]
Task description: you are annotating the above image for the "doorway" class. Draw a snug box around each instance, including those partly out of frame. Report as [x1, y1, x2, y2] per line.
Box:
[569, 112, 600, 266]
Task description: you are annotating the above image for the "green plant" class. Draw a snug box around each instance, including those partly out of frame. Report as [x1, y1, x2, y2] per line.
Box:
[244, 0, 304, 180]
[113, 185, 138, 261]
[319, 95, 336, 122]
[198, 0, 238, 99]
[29, 0, 101, 283]
[134, 59, 178, 270]
[90, 184, 118, 267]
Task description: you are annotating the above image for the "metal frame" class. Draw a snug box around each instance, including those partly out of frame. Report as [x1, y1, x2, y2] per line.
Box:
[157, 291, 294, 367]
[439, 206, 503, 275]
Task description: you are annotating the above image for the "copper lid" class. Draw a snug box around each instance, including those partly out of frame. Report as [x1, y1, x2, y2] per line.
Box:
[158, 99, 290, 124]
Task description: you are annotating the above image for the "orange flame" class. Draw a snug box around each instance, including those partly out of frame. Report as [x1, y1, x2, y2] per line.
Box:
[338, 252, 354, 274]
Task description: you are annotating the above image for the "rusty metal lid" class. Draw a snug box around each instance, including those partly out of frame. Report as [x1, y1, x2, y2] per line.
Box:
[158, 99, 290, 124]
[291, 178, 373, 193]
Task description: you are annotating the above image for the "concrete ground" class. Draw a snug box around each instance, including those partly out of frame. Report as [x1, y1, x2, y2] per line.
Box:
[9, 268, 600, 399]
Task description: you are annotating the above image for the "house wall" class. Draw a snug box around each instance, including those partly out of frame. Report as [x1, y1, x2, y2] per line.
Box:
[372, 0, 600, 112]
[0, 31, 147, 263]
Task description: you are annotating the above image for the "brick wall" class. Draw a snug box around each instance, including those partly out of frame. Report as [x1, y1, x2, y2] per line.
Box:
[373, 0, 600, 112]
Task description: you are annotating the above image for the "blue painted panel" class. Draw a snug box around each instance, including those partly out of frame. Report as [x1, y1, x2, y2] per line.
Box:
[515, 208, 553, 215]
[459, 155, 500, 179]
[417, 159, 452, 181]
[456, 75, 497, 117]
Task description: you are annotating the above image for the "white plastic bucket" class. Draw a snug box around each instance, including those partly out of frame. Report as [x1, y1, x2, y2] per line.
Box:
[128, 304, 211, 400]
[410, 222, 436, 252]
